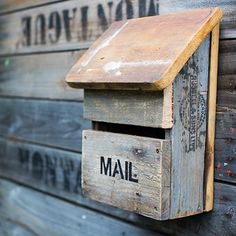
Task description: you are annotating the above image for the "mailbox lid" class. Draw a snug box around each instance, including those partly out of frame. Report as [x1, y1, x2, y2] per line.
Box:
[82, 130, 171, 220]
[66, 8, 222, 90]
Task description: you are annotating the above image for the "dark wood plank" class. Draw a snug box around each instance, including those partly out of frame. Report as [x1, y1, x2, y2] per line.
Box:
[0, 97, 234, 152]
[215, 139, 236, 183]
[159, 0, 236, 39]
[216, 110, 236, 139]
[0, 51, 85, 100]
[219, 40, 236, 76]
[0, 1, 60, 14]
[0, 178, 161, 236]
[217, 90, 236, 109]
[0, 98, 91, 152]
[218, 75, 236, 90]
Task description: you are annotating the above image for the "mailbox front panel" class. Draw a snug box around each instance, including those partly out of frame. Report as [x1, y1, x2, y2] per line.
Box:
[82, 130, 171, 220]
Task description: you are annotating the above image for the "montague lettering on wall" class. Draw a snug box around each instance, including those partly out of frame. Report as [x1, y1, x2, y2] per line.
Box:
[21, 0, 159, 47]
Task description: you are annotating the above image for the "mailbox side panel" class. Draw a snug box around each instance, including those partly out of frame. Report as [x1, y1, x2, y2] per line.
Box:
[170, 36, 210, 218]
[82, 130, 171, 220]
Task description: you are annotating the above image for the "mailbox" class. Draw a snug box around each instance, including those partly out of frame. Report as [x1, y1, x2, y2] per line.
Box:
[66, 8, 223, 220]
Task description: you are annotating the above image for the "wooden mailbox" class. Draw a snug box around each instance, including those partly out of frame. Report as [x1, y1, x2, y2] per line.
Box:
[66, 8, 223, 220]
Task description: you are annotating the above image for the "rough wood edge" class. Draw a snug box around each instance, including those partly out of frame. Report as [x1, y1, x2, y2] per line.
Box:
[160, 140, 171, 220]
[162, 84, 173, 128]
[154, 7, 223, 90]
[204, 23, 220, 212]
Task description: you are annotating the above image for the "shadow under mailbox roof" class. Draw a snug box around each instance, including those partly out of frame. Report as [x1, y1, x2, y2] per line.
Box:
[66, 8, 223, 90]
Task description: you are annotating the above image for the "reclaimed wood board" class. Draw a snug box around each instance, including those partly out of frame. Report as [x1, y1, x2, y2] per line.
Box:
[170, 37, 210, 218]
[66, 8, 221, 90]
[215, 139, 236, 183]
[0, 137, 235, 234]
[82, 130, 171, 220]
[0, 51, 85, 100]
[0, 0, 60, 14]
[216, 109, 236, 140]
[0, 179, 162, 236]
[159, 0, 236, 39]
[219, 40, 236, 76]
[84, 89, 172, 128]
[0, 97, 233, 154]
[0, 0, 234, 56]
[0, 0, 160, 55]
[0, 98, 91, 152]
[0, 174, 236, 236]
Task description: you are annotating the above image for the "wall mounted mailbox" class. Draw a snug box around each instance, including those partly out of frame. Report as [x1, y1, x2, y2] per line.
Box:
[66, 8, 223, 220]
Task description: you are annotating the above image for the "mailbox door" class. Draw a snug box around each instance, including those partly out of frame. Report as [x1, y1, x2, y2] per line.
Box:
[82, 130, 171, 220]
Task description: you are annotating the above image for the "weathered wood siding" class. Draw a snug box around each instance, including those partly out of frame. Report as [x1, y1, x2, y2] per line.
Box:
[0, 0, 235, 235]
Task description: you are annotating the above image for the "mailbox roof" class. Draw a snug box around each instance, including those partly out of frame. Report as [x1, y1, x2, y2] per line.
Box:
[66, 8, 222, 90]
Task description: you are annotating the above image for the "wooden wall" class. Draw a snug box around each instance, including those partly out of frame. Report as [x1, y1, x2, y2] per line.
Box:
[0, 0, 235, 235]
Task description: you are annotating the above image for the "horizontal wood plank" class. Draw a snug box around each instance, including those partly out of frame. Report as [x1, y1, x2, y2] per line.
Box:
[0, 0, 160, 55]
[219, 40, 236, 76]
[216, 110, 236, 139]
[0, 178, 161, 236]
[82, 130, 171, 220]
[217, 90, 236, 109]
[0, 135, 235, 197]
[0, 98, 91, 152]
[0, 51, 85, 100]
[84, 89, 172, 128]
[159, 0, 236, 39]
[0, 97, 234, 152]
[0, 0, 59, 14]
[0, 39, 233, 100]
[215, 139, 236, 183]
[0, 0, 234, 56]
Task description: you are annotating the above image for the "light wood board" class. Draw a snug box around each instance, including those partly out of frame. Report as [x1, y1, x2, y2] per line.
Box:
[82, 130, 171, 220]
[66, 8, 222, 90]
[84, 89, 172, 128]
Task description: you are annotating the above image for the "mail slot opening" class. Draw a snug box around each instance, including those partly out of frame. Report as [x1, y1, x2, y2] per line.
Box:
[92, 121, 166, 139]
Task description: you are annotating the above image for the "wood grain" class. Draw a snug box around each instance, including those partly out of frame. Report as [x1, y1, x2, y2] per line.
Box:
[84, 89, 172, 128]
[0, 40, 233, 100]
[159, 0, 236, 39]
[0, 98, 233, 154]
[0, 137, 235, 235]
[0, 169, 236, 236]
[0, 98, 91, 152]
[170, 37, 210, 218]
[82, 130, 171, 220]
[66, 8, 222, 90]
[0, 0, 160, 55]
[0, 0, 59, 14]
[0, 51, 85, 100]
[0, 178, 161, 236]
[205, 23, 220, 212]
[219, 40, 236, 76]
[0, 0, 234, 56]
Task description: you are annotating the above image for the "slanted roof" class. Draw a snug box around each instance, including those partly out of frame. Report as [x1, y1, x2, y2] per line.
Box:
[66, 8, 223, 90]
